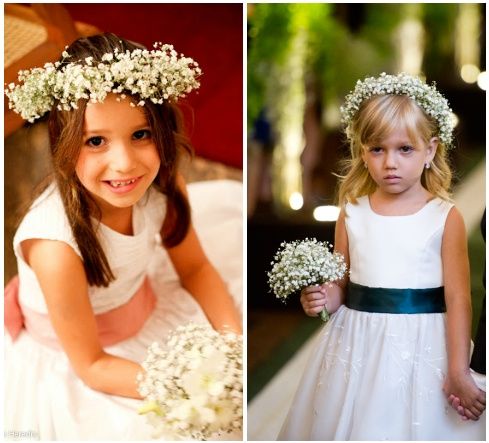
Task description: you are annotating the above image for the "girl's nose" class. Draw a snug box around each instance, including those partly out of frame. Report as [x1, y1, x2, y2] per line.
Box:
[384, 151, 397, 169]
[109, 142, 137, 173]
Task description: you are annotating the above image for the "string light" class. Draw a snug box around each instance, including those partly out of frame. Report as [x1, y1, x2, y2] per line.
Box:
[313, 205, 340, 222]
[289, 192, 304, 210]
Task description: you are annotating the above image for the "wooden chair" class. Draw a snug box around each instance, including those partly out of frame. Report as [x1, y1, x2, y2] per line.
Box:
[4, 4, 99, 137]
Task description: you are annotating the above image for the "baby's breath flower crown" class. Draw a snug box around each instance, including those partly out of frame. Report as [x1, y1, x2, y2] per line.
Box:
[340, 72, 454, 148]
[5, 42, 202, 123]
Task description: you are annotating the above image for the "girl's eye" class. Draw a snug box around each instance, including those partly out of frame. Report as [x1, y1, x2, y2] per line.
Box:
[133, 129, 151, 140]
[86, 136, 104, 147]
[400, 145, 414, 153]
[369, 147, 383, 154]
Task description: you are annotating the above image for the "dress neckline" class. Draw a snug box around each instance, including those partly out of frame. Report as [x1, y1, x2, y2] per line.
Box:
[366, 195, 438, 218]
[97, 200, 146, 238]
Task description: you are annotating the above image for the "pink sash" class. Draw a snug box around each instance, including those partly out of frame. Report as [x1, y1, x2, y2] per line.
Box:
[4, 275, 156, 349]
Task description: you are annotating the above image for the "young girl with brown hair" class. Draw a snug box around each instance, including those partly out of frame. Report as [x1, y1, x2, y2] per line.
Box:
[4, 33, 242, 440]
[279, 73, 485, 440]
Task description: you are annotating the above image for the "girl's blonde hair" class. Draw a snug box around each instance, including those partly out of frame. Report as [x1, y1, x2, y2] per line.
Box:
[337, 94, 452, 206]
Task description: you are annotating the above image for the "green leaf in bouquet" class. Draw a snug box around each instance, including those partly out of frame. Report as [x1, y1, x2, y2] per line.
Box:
[138, 401, 164, 416]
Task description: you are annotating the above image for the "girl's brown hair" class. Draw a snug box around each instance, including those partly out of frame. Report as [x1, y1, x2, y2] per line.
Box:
[337, 94, 452, 206]
[48, 33, 192, 287]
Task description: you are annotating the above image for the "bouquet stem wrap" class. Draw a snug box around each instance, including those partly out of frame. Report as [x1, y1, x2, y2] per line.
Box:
[320, 307, 330, 322]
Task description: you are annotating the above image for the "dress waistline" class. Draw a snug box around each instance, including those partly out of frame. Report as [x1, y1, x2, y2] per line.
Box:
[345, 281, 446, 314]
[4, 275, 156, 349]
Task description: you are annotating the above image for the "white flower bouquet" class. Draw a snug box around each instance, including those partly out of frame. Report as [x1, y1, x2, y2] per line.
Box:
[137, 323, 242, 440]
[267, 238, 348, 321]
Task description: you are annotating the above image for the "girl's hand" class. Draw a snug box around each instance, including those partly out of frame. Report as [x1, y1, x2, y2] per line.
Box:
[300, 208, 349, 319]
[443, 370, 486, 420]
[448, 391, 487, 421]
[447, 394, 470, 420]
[300, 284, 343, 317]
[300, 285, 327, 317]
[217, 325, 243, 336]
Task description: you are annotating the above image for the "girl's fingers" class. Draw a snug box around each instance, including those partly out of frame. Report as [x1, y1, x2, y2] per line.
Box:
[301, 285, 327, 316]
[448, 396, 467, 417]
[303, 285, 327, 296]
[473, 400, 486, 413]
[302, 285, 322, 294]
[463, 408, 479, 421]
[301, 294, 327, 306]
[304, 304, 326, 316]
[307, 299, 327, 309]
[476, 390, 486, 405]
[449, 395, 461, 409]
[310, 305, 325, 314]
[303, 293, 323, 304]
[301, 286, 324, 297]
[305, 308, 321, 317]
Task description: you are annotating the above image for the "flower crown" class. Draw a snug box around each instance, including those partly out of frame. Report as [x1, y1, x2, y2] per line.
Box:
[340, 72, 454, 148]
[5, 42, 202, 123]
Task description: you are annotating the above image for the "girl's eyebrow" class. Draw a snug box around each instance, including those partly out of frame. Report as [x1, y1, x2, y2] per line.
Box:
[83, 128, 111, 135]
[369, 139, 414, 146]
[83, 123, 150, 136]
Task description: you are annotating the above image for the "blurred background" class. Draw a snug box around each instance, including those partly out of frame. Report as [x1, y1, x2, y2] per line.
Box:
[247, 3, 486, 439]
[4, 3, 243, 282]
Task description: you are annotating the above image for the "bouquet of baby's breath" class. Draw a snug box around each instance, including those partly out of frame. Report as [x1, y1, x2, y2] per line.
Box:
[267, 238, 348, 321]
[137, 323, 242, 440]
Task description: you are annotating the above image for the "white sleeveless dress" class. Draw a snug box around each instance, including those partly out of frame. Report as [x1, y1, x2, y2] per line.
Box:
[4, 180, 243, 441]
[278, 195, 485, 441]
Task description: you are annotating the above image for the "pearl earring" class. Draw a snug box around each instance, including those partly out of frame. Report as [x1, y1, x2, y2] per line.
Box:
[425, 162, 431, 169]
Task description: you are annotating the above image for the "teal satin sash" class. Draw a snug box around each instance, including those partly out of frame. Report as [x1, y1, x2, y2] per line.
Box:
[346, 281, 446, 314]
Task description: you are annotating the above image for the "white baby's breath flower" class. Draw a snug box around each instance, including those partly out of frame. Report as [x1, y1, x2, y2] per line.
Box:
[340, 72, 454, 148]
[137, 323, 242, 440]
[268, 238, 348, 321]
[5, 42, 202, 122]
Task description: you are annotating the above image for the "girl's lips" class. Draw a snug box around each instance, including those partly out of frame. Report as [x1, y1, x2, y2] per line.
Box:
[384, 175, 401, 183]
[102, 176, 142, 194]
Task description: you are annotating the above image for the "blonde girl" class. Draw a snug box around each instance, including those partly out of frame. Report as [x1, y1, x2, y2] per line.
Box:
[279, 73, 485, 440]
[4, 33, 242, 440]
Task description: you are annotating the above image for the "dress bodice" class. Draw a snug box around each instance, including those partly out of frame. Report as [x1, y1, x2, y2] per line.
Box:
[13, 183, 166, 314]
[345, 195, 453, 289]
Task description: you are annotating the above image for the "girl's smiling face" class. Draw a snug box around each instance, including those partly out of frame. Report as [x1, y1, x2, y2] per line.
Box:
[361, 127, 437, 197]
[76, 94, 161, 216]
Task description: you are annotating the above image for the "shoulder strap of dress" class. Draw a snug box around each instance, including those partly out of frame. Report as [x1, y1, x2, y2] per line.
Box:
[13, 184, 81, 261]
[431, 197, 454, 218]
[345, 195, 369, 218]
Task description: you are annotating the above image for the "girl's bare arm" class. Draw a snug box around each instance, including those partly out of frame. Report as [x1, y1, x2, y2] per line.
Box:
[23, 239, 143, 399]
[441, 207, 485, 419]
[165, 175, 242, 334]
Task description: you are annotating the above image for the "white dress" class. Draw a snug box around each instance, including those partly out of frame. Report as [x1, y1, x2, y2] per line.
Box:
[4, 180, 243, 441]
[278, 196, 485, 441]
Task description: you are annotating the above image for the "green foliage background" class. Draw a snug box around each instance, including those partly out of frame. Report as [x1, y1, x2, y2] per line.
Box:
[248, 3, 464, 130]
